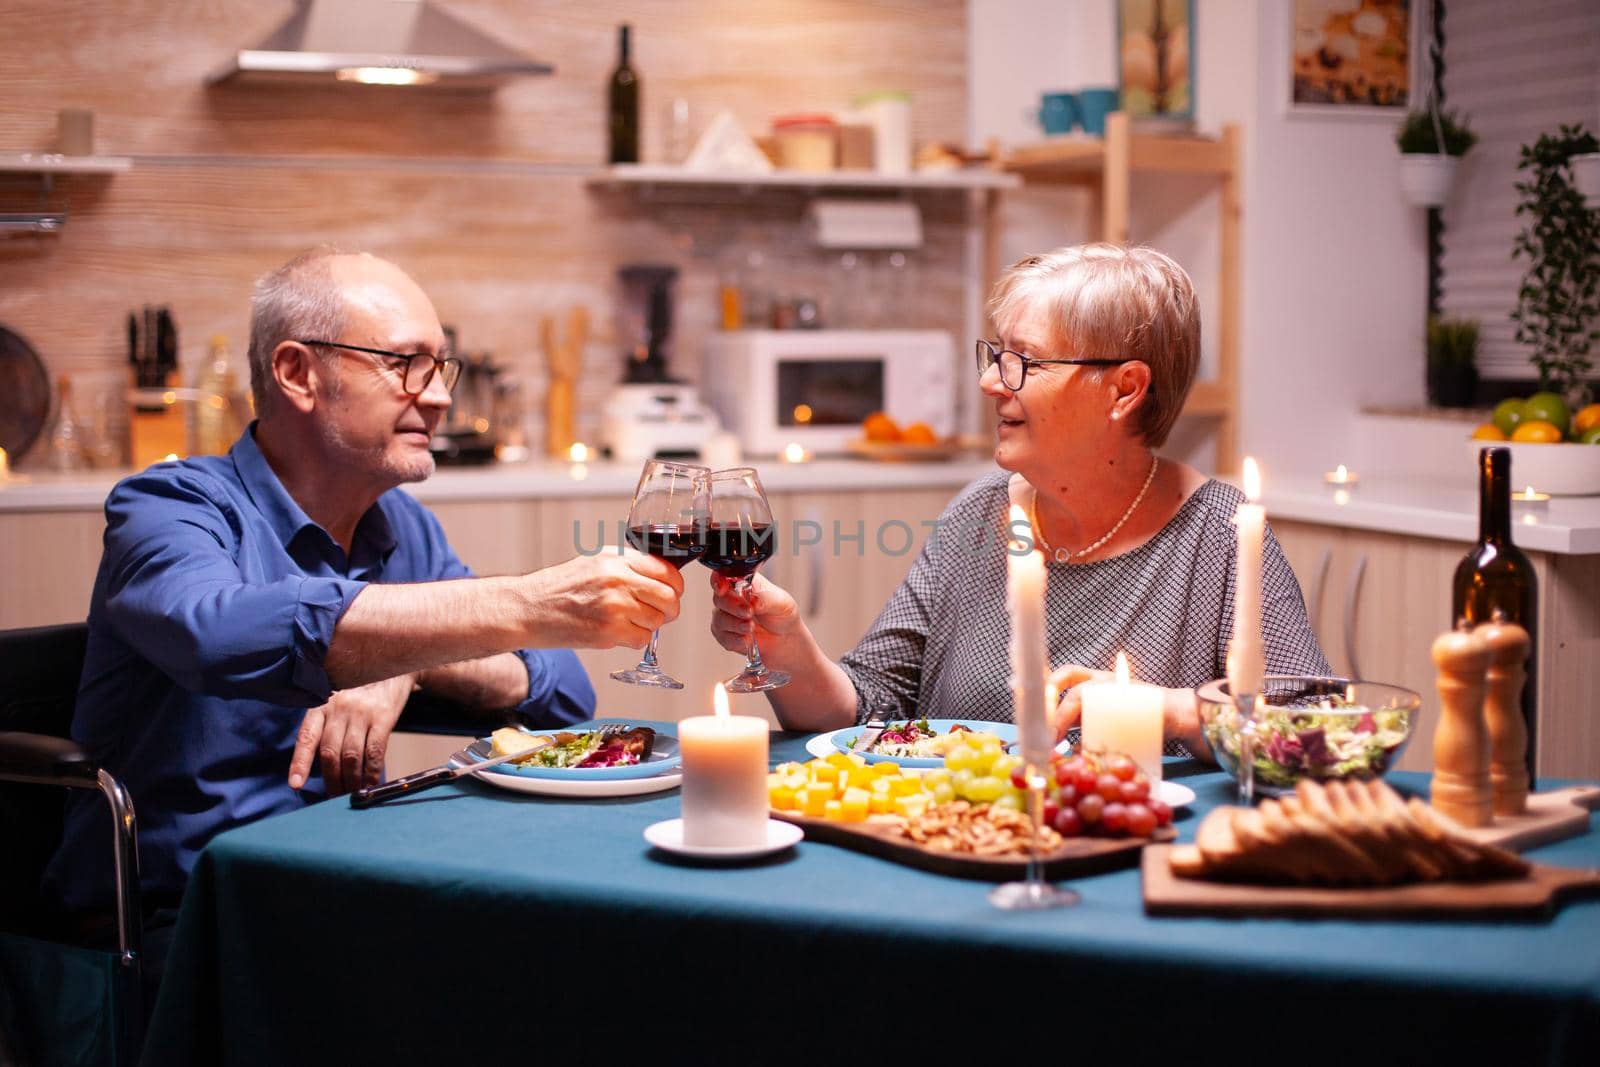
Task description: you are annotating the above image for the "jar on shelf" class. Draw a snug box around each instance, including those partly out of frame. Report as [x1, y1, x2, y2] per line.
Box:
[772, 114, 837, 172]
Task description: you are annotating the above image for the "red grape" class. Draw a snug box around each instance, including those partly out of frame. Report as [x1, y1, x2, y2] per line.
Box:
[1054, 760, 1075, 786]
[1043, 801, 1060, 825]
[1077, 792, 1105, 823]
[1056, 784, 1078, 808]
[1148, 798, 1173, 827]
[1119, 778, 1150, 803]
[1126, 803, 1157, 837]
[1053, 806, 1083, 837]
[1073, 768, 1099, 795]
[1096, 773, 1123, 801]
[1108, 754, 1137, 781]
[1010, 767, 1029, 790]
[1101, 801, 1128, 834]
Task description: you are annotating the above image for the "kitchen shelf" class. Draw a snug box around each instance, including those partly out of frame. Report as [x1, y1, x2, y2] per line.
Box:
[589, 163, 1020, 192]
[993, 112, 1242, 472]
[0, 153, 133, 174]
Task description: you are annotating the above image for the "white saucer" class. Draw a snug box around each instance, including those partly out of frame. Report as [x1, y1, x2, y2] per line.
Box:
[643, 818, 803, 859]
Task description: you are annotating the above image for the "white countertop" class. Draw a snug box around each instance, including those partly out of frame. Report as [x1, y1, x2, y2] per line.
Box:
[0, 457, 1002, 511]
[8, 460, 1600, 554]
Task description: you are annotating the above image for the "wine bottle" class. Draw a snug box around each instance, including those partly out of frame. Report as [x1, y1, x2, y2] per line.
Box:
[1451, 446, 1539, 788]
[608, 24, 638, 164]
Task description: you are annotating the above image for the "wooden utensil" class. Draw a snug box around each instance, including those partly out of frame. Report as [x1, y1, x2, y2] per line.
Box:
[542, 305, 588, 458]
[1477, 615, 1531, 816]
[1431, 625, 1493, 827]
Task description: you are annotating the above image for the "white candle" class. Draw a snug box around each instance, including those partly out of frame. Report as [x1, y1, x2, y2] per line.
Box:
[679, 684, 770, 847]
[1228, 457, 1266, 699]
[1006, 504, 1052, 771]
[1322, 464, 1359, 487]
[0, 447, 9, 482]
[1079, 652, 1165, 781]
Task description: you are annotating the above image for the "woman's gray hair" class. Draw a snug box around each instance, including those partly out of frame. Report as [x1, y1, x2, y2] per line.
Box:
[987, 243, 1200, 447]
[246, 247, 350, 415]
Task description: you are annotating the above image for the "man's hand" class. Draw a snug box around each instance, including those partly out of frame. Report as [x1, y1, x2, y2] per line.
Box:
[527, 548, 685, 651]
[289, 673, 416, 795]
[709, 573, 801, 655]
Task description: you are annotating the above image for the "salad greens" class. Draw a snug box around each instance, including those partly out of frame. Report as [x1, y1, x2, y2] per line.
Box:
[1203, 702, 1412, 789]
[520, 730, 641, 769]
[850, 720, 1000, 758]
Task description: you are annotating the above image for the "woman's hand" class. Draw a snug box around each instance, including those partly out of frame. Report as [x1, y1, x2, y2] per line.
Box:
[709, 573, 801, 656]
[1047, 663, 1112, 742]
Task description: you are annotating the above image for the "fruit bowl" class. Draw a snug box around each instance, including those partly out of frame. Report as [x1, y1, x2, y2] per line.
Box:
[1195, 676, 1420, 797]
[1464, 439, 1600, 496]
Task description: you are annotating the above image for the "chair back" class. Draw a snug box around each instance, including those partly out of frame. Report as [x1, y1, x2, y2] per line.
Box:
[0, 622, 88, 932]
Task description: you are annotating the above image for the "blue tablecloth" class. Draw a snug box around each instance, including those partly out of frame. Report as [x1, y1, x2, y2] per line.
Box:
[141, 736, 1600, 1066]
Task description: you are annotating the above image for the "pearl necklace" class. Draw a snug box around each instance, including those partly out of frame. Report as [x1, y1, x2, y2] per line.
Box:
[1030, 456, 1159, 563]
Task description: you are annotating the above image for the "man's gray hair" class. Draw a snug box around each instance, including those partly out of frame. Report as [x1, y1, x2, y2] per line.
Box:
[247, 247, 350, 415]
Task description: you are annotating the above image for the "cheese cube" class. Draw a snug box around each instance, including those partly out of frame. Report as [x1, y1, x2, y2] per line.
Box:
[802, 785, 832, 817]
[893, 793, 932, 818]
[841, 787, 871, 821]
[824, 799, 843, 820]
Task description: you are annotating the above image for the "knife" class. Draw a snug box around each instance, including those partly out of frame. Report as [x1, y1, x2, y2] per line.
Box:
[349, 735, 556, 809]
[854, 713, 890, 755]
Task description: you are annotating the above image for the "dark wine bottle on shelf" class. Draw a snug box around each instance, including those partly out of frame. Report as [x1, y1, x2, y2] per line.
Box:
[1451, 446, 1539, 788]
[608, 23, 638, 164]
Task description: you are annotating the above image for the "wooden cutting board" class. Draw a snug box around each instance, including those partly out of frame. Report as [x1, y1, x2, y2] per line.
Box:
[1141, 846, 1600, 920]
[1456, 785, 1600, 853]
[772, 809, 1174, 882]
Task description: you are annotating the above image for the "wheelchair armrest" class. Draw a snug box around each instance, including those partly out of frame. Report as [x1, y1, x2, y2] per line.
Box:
[0, 730, 99, 788]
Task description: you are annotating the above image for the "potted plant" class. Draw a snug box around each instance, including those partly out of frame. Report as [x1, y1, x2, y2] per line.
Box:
[1395, 107, 1477, 207]
[1512, 124, 1600, 406]
[1426, 316, 1479, 408]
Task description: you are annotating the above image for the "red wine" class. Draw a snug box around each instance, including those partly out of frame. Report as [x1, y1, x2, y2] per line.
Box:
[608, 24, 639, 164]
[627, 523, 704, 569]
[702, 522, 775, 579]
[1452, 446, 1539, 788]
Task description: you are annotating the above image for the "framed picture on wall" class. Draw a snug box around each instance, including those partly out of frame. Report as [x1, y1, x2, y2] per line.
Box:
[1288, 0, 1418, 116]
[1117, 0, 1195, 128]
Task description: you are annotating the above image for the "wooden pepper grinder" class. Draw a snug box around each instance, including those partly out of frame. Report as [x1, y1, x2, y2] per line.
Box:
[1477, 611, 1531, 816]
[1431, 623, 1493, 827]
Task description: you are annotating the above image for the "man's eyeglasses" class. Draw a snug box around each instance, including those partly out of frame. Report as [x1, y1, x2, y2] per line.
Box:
[974, 339, 1126, 392]
[297, 339, 463, 396]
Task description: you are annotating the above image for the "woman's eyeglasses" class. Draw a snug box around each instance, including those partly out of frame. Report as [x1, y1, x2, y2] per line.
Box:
[974, 339, 1126, 392]
[297, 339, 463, 396]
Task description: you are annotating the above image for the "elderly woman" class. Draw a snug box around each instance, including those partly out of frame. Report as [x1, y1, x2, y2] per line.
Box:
[710, 243, 1329, 757]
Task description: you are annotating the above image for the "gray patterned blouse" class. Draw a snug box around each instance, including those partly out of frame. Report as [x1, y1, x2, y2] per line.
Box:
[838, 471, 1331, 754]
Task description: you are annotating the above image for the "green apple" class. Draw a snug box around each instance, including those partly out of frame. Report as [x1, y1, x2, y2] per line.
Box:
[1492, 398, 1528, 437]
[1580, 425, 1600, 445]
[1524, 391, 1571, 435]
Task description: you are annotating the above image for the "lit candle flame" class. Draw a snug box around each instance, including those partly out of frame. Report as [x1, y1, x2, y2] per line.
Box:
[1113, 651, 1130, 685]
[782, 442, 808, 463]
[1242, 456, 1261, 502]
[713, 682, 729, 719]
[1525, 485, 1536, 497]
[568, 442, 589, 463]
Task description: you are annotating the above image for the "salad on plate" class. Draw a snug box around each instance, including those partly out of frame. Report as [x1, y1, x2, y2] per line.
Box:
[1205, 701, 1412, 790]
[848, 719, 1003, 759]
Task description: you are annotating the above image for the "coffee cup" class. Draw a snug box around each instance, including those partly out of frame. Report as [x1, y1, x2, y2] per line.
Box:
[1076, 88, 1119, 137]
[1032, 92, 1079, 135]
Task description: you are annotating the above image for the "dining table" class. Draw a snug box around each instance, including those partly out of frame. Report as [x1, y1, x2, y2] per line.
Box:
[140, 733, 1600, 1067]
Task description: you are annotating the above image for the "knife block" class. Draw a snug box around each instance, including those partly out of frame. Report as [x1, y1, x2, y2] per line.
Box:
[128, 388, 190, 469]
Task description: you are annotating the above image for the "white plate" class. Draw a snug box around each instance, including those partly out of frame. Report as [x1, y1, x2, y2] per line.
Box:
[800, 731, 1196, 809]
[460, 760, 682, 798]
[643, 818, 803, 859]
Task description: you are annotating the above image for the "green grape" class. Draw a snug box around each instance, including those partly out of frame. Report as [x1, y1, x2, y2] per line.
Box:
[991, 792, 1025, 812]
[965, 775, 1007, 803]
[951, 768, 977, 795]
[922, 768, 952, 789]
[944, 745, 979, 773]
[931, 783, 957, 805]
[992, 753, 1023, 780]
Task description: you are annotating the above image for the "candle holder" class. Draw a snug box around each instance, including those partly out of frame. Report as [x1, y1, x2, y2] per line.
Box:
[1322, 465, 1359, 488]
[1511, 487, 1550, 517]
[988, 764, 1080, 910]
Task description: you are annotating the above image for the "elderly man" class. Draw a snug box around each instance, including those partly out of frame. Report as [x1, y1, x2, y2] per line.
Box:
[45, 249, 681, 923]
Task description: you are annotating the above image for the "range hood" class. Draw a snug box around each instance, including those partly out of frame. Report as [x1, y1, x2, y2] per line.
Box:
[208, 0, 553, 90]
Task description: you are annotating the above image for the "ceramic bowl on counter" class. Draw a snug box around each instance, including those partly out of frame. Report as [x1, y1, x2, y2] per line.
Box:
[1195, 676, 1421, 797]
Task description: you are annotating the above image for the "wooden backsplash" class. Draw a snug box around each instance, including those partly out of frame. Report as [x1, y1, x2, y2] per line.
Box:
[0, 0, 973, 465]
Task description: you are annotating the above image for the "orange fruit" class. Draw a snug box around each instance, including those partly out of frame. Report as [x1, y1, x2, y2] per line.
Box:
[1573, 404, 1600, 437]
[1510, 420, 1562, 443]
[862, 411, 902, 443]
[1470, 423, 1507, 441]
[901, 422, 938, 445]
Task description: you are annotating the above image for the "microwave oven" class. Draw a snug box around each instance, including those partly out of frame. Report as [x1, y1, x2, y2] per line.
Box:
[701, 330, 956, 456]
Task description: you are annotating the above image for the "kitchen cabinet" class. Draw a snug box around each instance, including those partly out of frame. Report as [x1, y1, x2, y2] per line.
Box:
[1273, 517, 1599, 780]
[0, 153, 131, 236]
[999, 112, 1240, 471]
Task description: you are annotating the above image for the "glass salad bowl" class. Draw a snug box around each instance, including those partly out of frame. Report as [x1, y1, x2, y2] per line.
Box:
[1195, 676, 1421, 796]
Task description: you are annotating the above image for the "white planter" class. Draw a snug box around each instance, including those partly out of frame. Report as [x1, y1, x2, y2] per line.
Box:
[1465, 439, 1600, 496]
[1571, 152, 1600, 210]
[1399, 154, 1460, 208]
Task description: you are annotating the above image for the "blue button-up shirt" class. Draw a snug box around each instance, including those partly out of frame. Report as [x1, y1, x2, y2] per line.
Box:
[46, 427, 595, 912]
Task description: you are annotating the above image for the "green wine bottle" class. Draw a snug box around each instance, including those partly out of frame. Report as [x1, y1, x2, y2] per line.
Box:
[608, 24, 638, 164]
[1452, 446, 1539, 788]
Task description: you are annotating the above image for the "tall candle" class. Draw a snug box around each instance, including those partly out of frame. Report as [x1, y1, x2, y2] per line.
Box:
[679, 684, 769, 847]
[1228, 457, 1266, 699]
[1079, 652, 1165, 781]
[1007, 504, 1052, 770]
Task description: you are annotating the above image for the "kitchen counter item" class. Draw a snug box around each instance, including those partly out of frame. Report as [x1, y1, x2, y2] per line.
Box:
[542, 307, 587, 458]
[598, 381, 721, 464]
[772, 114, 837, 172]
[0, 325, 51, 462]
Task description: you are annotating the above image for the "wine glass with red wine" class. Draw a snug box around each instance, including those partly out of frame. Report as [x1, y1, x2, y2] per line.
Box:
[611, 459, 710, 689]
[706, 467, 789, 693]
